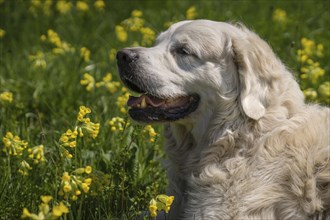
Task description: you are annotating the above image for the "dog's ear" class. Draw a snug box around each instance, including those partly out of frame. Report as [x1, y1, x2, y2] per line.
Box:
[232, 24, 281, 120]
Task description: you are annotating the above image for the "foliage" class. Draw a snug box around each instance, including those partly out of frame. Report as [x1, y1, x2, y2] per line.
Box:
[0, 0, 329, 219]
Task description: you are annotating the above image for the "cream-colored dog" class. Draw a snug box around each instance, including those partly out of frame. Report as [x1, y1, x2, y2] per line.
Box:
[116, 20, 330, 219]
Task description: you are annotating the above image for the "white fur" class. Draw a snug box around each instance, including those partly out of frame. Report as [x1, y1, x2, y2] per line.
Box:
[129, 20, 330, 219]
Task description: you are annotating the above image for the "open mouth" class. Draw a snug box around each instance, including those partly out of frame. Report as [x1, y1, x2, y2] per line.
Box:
[127, 93, 200, 123]
[121, 78, 199, 123]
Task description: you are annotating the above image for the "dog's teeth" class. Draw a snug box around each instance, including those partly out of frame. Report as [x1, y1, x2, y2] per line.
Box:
[141, 96, 147, 108]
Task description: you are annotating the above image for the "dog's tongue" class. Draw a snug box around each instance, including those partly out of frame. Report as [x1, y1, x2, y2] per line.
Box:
[128, 94, 165, 108]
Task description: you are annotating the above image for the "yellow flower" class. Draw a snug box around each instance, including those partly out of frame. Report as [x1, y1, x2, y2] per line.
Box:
[297, 37, 327, 103]
[303, 88, 318, 101]
[143, 125, 158, 142]
[149, 198, 157, 218]
[108, 117, 129, 132]
[77, 106, 92, 121]
[140, 27, 156, 46]
[154, 194, 175, 213]
[319, 81, 330, 101]
[79, 121, 100, 139]
[56, 0, 72, 14]
[300, 63, 325, 85]
[95, 73, 121, 94]
[94, 0, 105, 10]
[272, 8, 287, 23]
[149, 195, 175, 217]
[69, 141, 76, 148]
[165, 196, 174, 207]
[59, 146, 73, 159]
[70, 129, 78, 137]
[63, 184, 72, 192]
[115, 25, 128, 42]
[301, 38, 316, 57]
[0, 91, 13, 103]
[108, 49, 117, 62]
[103, 73, 112, 82]
[43, 29, 74, 54]
[106, 82, 120, 94]
[131, 9, 143, 17]
[116, 92, 130, 114]
[2, 132, 28, 156]
[52, 47, 64, 55]
[0, 28, 5, 38]
[80, 73, 95, 92]
[28, 145, 45, 164]
[60, 135, 69, 143]
[52, 202, 69, 217]
[23, 197, 69, 219]
[311, 67, 325, 83]
[60, 171, 92, 200]
[40, 34, 46, 41]
[74, 166, 92, 174]
[59, 41, 74, 53]
[298, 54, 308, 63]
[186, 6, 197, 20]
[84, 178, 92, 185]
[76, 1, 89, 12]
[28, 0, 41, 16]
[75, 190, 81, 196]
[59, 129, 77, 149]
[52, 47, 64, 54]
[21, 208, 31, 219]
[316, 44, 324, 57]
[47, 29, 61, 47]
[43, 0, 52, 16]
[59, 106, 99, 158]
[81, 183, 90, 193]
[105, 82, 120, 93]
[122, 14, 145, 32]
[85, 166, 92, 174]
[29, 51, 47, 68]
[39, 202, 50, 217]
[62, 172, 71, 181]
[74, 168, 86, 174]
[76, 106, 100, 139]
[80, 47, 91, 62]
[18, 160, 32, 176]
[40, 195, 53, 204]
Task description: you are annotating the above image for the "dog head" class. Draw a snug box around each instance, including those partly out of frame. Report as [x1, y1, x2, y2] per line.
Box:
[117, 20, 290, 123]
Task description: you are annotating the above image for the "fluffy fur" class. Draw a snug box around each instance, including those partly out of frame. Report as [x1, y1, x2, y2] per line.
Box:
[122, 20, 330, 219]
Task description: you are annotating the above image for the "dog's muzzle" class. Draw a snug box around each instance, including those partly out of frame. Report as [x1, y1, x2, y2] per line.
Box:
[116, 49, 139, 65]
[116, 49, 200, 123]
[116, 49, 147, 93]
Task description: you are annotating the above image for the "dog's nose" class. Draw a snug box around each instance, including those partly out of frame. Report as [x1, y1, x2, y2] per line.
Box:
[116, 49, 139, 63]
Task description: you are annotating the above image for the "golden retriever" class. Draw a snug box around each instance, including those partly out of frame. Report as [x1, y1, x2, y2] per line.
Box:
[116, 20, 330, 219]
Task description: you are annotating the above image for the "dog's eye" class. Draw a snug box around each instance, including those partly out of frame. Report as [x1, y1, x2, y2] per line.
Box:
[176, 47, 190, 56]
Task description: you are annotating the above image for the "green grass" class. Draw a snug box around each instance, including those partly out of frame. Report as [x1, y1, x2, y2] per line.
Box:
[0, 0, 329, 219]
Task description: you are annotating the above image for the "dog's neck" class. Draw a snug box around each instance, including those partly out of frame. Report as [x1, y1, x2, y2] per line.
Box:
[164, 100, 247, 175]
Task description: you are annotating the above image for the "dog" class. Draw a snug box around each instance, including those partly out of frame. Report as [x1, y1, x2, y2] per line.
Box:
[116, 20, 330, 219]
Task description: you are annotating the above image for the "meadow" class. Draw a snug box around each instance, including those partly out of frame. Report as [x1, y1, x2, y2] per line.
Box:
[0, 0, 329, 219]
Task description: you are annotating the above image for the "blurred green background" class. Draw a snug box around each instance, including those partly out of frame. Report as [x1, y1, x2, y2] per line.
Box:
[0, 0, 329, 219]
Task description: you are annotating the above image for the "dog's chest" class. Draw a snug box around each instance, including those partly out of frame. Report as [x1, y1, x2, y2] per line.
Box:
[182, 156, 289, 219]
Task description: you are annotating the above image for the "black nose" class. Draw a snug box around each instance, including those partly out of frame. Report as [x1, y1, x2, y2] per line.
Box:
[116, 49, 139, 63]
